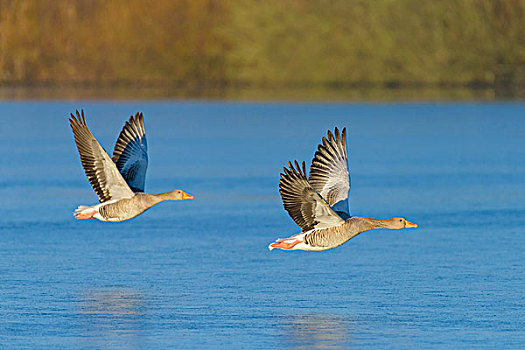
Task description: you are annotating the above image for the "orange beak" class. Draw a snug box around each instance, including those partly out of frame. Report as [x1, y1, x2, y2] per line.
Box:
[182, 192, 194, 200]
[405, 220, 418, 228]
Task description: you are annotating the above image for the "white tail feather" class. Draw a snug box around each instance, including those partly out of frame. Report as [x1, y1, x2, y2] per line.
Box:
[74, 205, 89, 213]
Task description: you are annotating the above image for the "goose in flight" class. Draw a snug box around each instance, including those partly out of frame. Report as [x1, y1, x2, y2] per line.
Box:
[69, 110, 193, 222]
[269, 127, 417, 251]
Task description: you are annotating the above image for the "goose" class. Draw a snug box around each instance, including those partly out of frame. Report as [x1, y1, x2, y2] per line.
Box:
[69, 110, 193, 222]
[269, 127, 417, 251]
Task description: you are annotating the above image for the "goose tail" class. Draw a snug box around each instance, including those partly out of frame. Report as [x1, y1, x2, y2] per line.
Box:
[268, 233, 306, 251]
[74, 205, 98, 219]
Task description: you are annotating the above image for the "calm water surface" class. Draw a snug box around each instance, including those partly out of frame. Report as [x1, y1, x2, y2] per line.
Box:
[0, 102, 524, 349]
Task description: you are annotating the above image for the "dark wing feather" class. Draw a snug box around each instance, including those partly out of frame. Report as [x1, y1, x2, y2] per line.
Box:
[69, 110, 134, 203]
[309, 127, 350, 216]
[112, 112, 148, 193]
[279, 160, 345, 232]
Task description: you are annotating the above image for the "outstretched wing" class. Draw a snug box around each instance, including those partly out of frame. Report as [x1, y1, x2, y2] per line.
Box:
[111, 112, 148, 193]
[69, 110, 134, 203]
[279, 160, 345, 232]
[308, 127, 350, 217]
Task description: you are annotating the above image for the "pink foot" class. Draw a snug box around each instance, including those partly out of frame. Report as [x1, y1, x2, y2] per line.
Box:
[75, 211, 96, 219]
[270, 240, 301, 250]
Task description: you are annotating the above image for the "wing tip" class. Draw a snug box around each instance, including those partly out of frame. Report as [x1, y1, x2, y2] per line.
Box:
[280, 159, 308, 191]
[325, 126, 347, 146]
[282, 160, 307, 179]
[327, 129, 334, 143]
[69, 109, 88, 132]
[129, 111, 144, 124]
[125, 111, 146, 137]
[313, 126, 348, 165]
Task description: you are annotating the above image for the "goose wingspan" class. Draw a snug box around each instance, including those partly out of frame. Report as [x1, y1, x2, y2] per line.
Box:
[279, 160, 345, 232]
[111, 112, 148, 193]
[69, 110, 134, 203]
[308, 127, 350, 217]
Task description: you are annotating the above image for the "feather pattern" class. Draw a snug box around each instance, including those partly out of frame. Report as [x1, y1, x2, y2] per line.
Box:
[309, 127, 350, 217]
[112, 112, 148, 193]
[303, 218, 371, 249]
[69, 110, 134, 203]
[98, 193, 160, 221]
[279, 160, 345, 232]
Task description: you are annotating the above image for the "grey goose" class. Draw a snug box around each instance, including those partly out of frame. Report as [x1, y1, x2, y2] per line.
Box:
[269, 127, 417, 251]
[69, 110, 193, 222]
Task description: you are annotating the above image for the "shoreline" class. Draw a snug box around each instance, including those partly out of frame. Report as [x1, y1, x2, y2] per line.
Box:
[0, 84, 519, 102]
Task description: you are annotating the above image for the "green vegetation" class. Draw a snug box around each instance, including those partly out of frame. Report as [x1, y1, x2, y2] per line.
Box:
[1, 0, 525, 96]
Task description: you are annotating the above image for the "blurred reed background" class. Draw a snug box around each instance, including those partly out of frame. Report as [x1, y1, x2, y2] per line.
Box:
[1, 0, 525, 100]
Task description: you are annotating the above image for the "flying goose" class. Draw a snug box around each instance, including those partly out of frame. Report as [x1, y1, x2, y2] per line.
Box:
[69, 110, 193, 222]
[269, 127, 417, 251]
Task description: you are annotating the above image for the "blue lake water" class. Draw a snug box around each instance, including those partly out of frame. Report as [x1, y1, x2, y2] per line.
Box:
[0, 101, 524, 349]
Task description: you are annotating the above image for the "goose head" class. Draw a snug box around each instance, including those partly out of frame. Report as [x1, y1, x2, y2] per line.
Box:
[387, 217, 418, 229]
[165, 190, 194, 200]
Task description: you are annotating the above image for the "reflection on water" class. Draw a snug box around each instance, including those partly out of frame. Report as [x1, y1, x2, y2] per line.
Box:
[78, 287, 146, 350]
[283, 314, 351, 349]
